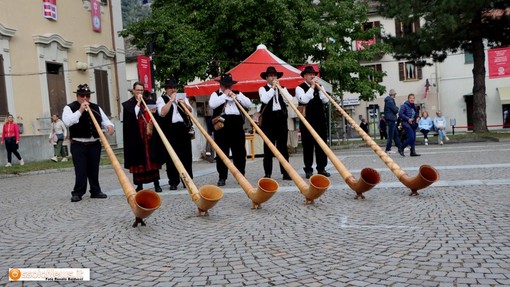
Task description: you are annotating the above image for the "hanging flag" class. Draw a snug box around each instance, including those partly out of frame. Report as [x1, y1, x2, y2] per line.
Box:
[91, 0, 101, 32]
[424, 79, 430, 98]
[137, 56, 152, 91]
[43, 0, 58, 20]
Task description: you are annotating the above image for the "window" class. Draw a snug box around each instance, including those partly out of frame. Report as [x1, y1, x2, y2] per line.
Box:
[356, 21, 381, 50]
[0, 55, 8, 116]
[399, 62, 422, 81]
[395, 18, 420, 37]
[364, 64, 383, 82]
[100, 0, 108, 5]
[464, 52, 474, 64]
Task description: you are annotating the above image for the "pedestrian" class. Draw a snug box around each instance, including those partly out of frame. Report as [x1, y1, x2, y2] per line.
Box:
[360, 118, 369, 137]
[295, 65, 331, 179]
[1, 114, 24, 167]
[258, 66, 292, 180]
[49, 114, 68, 162]
[399, 93, 420, 156]
[418, 111, 433, 145]
[378, 114, 387, 140]
[122, 82, 163, 193]
[62, 84, 114, 202]
[209, 73, 252, 186]
[383, 89, 404, 156]
[156, 78, 194, 190]
[433, 111, 449, 145]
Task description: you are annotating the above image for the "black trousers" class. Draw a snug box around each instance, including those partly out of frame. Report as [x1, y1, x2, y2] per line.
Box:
[214, 115, 246, 180]
[261, 111, 289, 177]
[301, 121, 327, 173]
[5, 137, 21, 163]
[70, 141, 102, 197]
[165, 122, 193, 186]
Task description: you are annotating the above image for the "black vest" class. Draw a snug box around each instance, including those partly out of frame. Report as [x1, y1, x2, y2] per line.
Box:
[68, 101, 102, 139]
[162, 95, 191, 126]
[212, 90, 241, 118]
[259, 85, 288, 117]
[299, 83, 326, 122]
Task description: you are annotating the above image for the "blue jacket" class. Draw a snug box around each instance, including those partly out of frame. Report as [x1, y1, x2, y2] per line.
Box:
[399, 101, 419, 129]
[418, 116, 433, 130]
[383, 96, 399, 122]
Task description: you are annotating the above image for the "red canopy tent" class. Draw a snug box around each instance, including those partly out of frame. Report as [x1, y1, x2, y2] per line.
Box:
[184, 44, 310, 98]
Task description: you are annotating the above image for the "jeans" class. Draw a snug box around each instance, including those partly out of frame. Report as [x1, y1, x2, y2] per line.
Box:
[385, 120, 401, 151]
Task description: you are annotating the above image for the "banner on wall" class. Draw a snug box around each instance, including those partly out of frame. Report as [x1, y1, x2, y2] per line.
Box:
[91, 0, 101, 32]
[137, 56, 152, 91]
[43, 0, 57, 20]
[488, 47, 510, 79]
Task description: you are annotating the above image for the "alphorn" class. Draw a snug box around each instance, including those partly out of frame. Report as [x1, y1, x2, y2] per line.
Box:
[232, 98, 330, 204]
[316, 84, 439, 196]
[276, 83, 381, 199]
[140, 98, 223, 216]
[86, 108, 161, 227]
[179, 102, 279, 209]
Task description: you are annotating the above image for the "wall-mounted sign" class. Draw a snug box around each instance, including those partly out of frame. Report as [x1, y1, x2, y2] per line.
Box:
[488, 47, 510, 79]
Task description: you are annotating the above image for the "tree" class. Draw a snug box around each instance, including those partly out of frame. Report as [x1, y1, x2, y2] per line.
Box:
[378, 0, 510, 133]
[313, 0, 391, 101]
[120, 0, 320, 84]
[121, 0, 151, 29]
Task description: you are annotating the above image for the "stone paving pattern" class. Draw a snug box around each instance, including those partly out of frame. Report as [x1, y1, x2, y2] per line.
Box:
[1, 142, 509, 286]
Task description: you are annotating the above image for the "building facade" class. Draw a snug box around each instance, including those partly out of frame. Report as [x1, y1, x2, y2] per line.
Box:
[0, 0, 127, 163]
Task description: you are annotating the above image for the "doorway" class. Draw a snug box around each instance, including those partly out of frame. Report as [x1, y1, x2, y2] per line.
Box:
[46, 62, 67, 116]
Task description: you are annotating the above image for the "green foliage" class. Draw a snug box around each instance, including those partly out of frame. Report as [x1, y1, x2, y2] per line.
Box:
[121, 0, 151, 29]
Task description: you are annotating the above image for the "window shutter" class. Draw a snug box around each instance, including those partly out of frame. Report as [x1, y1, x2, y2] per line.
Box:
[417, 66, 423, 80]
[414, 19, 420, 33]
[395, 19, 402, 37]
[398, 63, 405, 81]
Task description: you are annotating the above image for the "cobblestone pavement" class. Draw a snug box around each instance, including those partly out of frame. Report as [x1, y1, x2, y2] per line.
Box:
[1, 141, 510, 286]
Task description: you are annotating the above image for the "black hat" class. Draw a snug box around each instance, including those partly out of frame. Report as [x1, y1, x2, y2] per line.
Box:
[163, 78, 178, 88]
[300, 65, 319, 77]
[260, 66, 283, 79]
[215, 73, 238, 86]
[73, 84, 95, 95]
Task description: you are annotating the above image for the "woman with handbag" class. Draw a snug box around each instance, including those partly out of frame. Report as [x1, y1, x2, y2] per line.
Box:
[1, 114, 24, 167]
[49, 114, 68, 162]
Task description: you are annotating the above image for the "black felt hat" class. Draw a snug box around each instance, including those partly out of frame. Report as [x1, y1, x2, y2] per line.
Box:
[73, 84, 95, 95]
[215, 73, 238, 86]
[260, 66, 283, 79]
[300, 66, 319, 77]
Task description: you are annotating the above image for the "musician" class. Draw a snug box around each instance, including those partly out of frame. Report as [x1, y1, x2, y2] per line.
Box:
[62, 84, 114, 202]
[295, 66, 331, 179]
[258, 66, 292, 180]
[209, 73, 252, 186]
[156, 78, 194, 191]
[122, 82, 162, 193]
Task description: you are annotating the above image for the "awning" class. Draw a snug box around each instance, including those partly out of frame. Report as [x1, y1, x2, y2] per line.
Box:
[497, 87, 510, 105]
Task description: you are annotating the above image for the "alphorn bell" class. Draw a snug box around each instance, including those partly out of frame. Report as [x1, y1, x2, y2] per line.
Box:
[232, 98, 330, 204]
[316, 84, 440, 196]
[140, 98, 223, 216]
[86, 108, 161, 227]
[275, 83, 381, 199]
[179, 102, 279, 209]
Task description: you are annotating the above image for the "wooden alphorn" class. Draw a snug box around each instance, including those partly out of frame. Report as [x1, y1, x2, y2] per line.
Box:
[276, 83, 381, 199]
[86, 108, 161, 227]
[233, 98, 330, 204]
[316, 84, 439, 196]
[140, 98, 223, 216]
[179, 102, 278, 209]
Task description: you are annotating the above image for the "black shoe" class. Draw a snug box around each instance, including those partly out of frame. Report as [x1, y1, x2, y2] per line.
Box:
[282, 174, 292, 180]
[305, 171, 313, 179]
[318, 171, 331, 177]
[154, 185, 163, 193]
[264, 174, 271, 178]
[410, 148, 421, 157]
[90, 192, 107, 199]
[217, 179, 226, 186]
[136, 184, 143, 192]
[398, 148, 405, 157]
[169, 184, 178, 191]
[71, 195, 82, 202]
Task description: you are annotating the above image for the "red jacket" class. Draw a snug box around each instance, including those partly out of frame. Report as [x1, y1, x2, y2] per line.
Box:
[1, 122, 21, 142]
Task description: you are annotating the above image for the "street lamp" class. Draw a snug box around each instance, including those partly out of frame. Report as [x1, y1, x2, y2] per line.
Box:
[144, 31, 157, 96]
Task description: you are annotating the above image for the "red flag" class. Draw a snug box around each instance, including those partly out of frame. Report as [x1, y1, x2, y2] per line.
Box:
[424, 79, 430, 98]
[91, 0, 101, 32]
[137, 56, 152, 91]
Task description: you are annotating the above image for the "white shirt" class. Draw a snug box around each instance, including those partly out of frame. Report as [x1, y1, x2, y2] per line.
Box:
[62, 104, 114, 142]
[295, 82, 329, 104]
[156, 96, 193, 123]
[209, 89, 252, 114]
[258, 85, 292, 111]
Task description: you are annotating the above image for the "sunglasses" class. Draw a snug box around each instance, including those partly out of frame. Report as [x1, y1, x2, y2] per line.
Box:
[78, 94, 91, 98]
